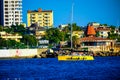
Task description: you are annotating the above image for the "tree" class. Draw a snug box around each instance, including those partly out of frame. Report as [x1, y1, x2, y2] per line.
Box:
[45, 28, 64, 44]
[11, 24, 26, 35]
[96, 32, 100, 37]
[72, 36, 79, 48]
[0, 25, 3, 31]
[102, 24, 108, 26]
[72, 23, 81, 31]
[21, 35, 37, 47]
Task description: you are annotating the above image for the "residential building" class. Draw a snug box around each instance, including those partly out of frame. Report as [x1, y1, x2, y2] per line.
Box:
[59, 24, 68, 31]
[0, 31, 22, 42]
[87, 22, 100, 28]
[38, 40, 49, 48]
[0, 0, 22, 27]
[27, 8, 53, 27]
[95, 26, 111, 38]
[28, 23, 46, 38]
[72, 31, 84, 38]
[79, 25, 115, 52]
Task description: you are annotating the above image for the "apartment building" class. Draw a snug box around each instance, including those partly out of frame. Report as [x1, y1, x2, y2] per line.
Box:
[27, 8, 53, 27]
[0, 0, 22, 27]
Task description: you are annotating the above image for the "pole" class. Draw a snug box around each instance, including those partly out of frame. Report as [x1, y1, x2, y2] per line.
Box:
[71, 3, 74, 49]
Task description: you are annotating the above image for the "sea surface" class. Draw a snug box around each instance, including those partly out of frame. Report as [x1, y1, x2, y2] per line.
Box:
[0, 57, 120, 80]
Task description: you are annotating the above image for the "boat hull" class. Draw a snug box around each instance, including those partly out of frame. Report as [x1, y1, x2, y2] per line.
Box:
[58, 55, 94, 61]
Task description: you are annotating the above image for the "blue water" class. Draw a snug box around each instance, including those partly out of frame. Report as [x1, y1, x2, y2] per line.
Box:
[0, 57, 120, 80]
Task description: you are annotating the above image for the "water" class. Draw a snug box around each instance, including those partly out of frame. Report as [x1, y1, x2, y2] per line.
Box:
[0, 57, 120, 80]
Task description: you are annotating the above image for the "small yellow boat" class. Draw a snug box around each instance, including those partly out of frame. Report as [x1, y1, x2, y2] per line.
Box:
[58, 55, 94, 61]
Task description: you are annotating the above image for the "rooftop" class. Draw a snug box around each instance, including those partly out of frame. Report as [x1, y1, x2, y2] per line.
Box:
[87, 26, 96, 36]
[95, 27, 111, 31]
[27, 8, 52, 13]
[80, 36, 113, 42]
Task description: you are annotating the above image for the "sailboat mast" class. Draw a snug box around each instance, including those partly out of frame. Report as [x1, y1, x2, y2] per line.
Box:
[71, 3, 74, 49]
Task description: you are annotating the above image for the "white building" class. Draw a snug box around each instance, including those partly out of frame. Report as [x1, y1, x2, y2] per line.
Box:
[88, 22, 100, 28]
[95, 26, 111, 38]
[0, 0, 22, 27]
[59, 24, 68, 31]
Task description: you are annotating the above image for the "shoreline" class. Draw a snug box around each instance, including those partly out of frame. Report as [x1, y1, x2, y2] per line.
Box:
[0, 54, 120, 60]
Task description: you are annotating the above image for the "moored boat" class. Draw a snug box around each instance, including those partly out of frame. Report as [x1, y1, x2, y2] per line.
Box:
[58, 55, 94, 61]
[58, 50, 94, 61]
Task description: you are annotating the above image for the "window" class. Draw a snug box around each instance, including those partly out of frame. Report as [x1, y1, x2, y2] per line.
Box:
[5, 1, 8, 3]
[5, 8, 8, 10]
[101, 32, 103, 34]
[5, 5, 8, 7]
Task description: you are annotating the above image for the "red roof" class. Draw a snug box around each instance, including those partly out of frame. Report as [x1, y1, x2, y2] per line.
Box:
[80, 36, 112, 42]
[87, 26, 96, 36]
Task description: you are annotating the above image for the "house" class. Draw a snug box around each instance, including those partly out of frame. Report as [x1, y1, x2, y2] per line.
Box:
[72, 31, 84, 38]
[95, 26, 111, 38]
[87, 22, 100, 28]
[79, 25, 115, 52]
[59, 24, 68, 31]
[28, 23, 46, 39]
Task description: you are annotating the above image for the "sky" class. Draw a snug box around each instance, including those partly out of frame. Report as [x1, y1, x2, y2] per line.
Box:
[22, 0, 120, 27]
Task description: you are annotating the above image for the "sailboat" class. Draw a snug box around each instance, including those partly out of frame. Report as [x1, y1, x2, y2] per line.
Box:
[58, 3, 94, 61]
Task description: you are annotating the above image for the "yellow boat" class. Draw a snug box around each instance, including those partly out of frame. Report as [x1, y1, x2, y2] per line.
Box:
[58, 55, 94, 61]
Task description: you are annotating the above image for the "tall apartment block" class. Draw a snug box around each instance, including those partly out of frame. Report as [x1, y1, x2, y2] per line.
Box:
[0, 0, 22, 27]
[27, 8, 53, 27]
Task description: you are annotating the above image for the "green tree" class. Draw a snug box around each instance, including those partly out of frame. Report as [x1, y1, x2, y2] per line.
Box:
[72, 23, 81, 31]
[102, 24, 108, 26]
[11, 24, 26, 35]
[3, 26, 14, 33]
[96, 32, 100, 37]
[0, 25, 3, 31]
[45, 28, 64, 44]
[21, 35, 37, 47]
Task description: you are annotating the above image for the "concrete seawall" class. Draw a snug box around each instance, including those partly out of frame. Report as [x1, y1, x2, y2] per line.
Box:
[0, 48, 48, 58]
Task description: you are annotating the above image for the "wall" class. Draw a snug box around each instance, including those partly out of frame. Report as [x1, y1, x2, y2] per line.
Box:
[0, 49, 37, 58]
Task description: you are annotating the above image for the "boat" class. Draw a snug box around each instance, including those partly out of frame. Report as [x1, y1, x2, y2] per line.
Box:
[58, 55, 94, 61]
[57, 4, 94, 61]
[58, 50, 94, 61]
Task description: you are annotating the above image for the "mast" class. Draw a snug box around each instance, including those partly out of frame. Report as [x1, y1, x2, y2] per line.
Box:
[71, 3, 74, 49]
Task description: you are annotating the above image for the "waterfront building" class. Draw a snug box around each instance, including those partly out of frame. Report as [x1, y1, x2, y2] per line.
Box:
[79, 25, 115, 52]
[0, 0, 22, 27]
[27, 8, 53, 27]
[0, 31, 22, 42]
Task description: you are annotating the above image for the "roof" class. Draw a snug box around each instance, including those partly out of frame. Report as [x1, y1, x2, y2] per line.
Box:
[95, 27, 111, 31]
[87, 26, 96, 36]
[27, 9, 52, 13]
[80, 36, 113, 42]
[29, 23, 46, 31]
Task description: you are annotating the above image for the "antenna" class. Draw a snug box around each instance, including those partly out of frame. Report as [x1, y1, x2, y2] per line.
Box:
[71, 3, 74, 49]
